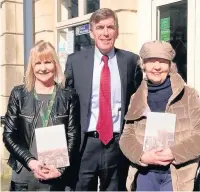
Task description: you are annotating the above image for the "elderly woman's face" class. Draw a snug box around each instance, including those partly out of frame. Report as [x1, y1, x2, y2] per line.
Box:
[143, 58, 170, 85]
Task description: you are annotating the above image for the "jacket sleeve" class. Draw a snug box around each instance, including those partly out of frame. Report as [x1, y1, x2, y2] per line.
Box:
[133, 55, 143, 91]
[170, 88, 200, 165]
[58, 90, 80, 176]
[64, 55, 74, 89]
[67, 91, 81, 164]
[3, 88, 36, 170]
[119, 121, 144, 165]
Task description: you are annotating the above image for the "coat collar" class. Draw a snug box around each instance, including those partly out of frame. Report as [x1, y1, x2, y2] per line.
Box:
[125, 72, 185, 121]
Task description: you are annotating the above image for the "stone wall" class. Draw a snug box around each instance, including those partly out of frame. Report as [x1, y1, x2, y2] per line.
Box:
[34, 0, 55, 44]
[101, 0, 139, 52]
[0, 0, 24, 190]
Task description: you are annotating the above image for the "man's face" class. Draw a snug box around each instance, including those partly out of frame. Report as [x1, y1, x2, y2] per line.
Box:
[90, 17, 118, 54]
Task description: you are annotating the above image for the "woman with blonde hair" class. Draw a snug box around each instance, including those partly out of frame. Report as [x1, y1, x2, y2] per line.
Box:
[119, 40, 200, 191]
[3, 40, 80, 191]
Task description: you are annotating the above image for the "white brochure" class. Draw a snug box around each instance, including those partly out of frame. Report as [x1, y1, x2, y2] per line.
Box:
[143, 112, 176, 152]
[35, 124, 70, 168]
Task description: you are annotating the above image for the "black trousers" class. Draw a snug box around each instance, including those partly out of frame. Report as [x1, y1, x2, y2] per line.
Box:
[9, 180, 68, 191]
[76, 134, 128, 191]
[10, 167, 76, 191]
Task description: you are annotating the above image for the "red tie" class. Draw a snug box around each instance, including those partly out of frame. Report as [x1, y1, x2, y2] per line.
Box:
[96, 55, 113, 145]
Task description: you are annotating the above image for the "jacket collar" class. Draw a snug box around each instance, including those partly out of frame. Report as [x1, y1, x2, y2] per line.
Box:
[19, 82, 60, 97]
[19, 83, 61, 116]
[82, 47, 127, 126]
[125, 72, 185, 120]
[94, 46, 115, 63]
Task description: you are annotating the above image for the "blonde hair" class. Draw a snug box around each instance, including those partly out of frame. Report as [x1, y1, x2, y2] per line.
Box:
[25, 40, 65, 92]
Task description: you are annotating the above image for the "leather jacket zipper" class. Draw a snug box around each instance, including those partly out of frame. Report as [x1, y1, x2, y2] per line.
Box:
[29, 101, 43, 148]
[15, 101, 44, 173]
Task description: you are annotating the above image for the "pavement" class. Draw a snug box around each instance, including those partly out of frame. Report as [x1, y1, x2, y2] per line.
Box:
[1, 177, 10, 191]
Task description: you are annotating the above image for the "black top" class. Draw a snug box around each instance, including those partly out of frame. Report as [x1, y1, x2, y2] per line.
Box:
[4, 84, 80, 175]
[147, 76, 172, 112]
[146, 76, 172, 172]
[12, 94, 52, 183]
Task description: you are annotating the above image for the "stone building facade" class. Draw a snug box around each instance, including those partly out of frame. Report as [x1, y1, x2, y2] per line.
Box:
[1, 0, 200, 190]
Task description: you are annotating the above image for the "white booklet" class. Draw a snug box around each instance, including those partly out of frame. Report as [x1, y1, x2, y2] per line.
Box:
[143, 112, 176, 152]
[35, 124, 70, 168]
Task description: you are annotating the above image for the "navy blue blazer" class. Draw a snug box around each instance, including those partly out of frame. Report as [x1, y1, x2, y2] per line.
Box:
[65, 47, 142, 149]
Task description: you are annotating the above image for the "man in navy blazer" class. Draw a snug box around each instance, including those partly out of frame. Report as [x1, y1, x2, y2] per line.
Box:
[65, 8, 142, 191]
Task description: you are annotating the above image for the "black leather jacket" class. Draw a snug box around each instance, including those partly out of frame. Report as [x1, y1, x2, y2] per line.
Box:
[3, 84, 80, 175]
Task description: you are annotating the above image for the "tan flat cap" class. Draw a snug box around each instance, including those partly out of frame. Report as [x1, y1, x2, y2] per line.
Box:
[139, 40, 176, 61]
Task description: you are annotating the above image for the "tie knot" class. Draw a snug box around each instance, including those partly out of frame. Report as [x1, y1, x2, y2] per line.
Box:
[102, 55, 109, 64]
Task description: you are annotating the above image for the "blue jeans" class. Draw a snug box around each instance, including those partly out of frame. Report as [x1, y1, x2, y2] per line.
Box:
[136, 169, 173, 191]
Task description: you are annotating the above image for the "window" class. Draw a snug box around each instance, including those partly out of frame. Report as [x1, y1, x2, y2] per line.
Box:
[86, 0, 99, 14]
[69, 0, 78, 18]
[56, 0, 96, 62]
[57, 0, 78, 22]
[57, 25, 94, 58]
[57, 28, 76, 71]
[74, 24, 94, 51]
[159, 1, 187, 81]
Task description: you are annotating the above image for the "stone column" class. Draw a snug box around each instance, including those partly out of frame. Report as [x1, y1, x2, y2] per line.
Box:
[34, 0, 55, 45]
[100, 0, 139, 53]
[0, 0, 24, 190]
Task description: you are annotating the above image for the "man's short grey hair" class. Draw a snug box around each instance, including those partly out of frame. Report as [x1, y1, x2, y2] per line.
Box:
[89, 8, 119, 29]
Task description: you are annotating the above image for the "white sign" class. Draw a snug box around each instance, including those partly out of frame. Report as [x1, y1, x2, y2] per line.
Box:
[75, 24, 90, 36]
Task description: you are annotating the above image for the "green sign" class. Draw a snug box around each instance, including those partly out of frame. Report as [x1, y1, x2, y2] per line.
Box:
[160, 17, 170, 30]
[160, 29, 170, 41]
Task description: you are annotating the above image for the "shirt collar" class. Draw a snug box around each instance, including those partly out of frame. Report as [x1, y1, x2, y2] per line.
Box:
[95, 46, 115, 65]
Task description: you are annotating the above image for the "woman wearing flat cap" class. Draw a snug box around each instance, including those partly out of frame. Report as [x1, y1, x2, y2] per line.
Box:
[119, 40, 200, 191]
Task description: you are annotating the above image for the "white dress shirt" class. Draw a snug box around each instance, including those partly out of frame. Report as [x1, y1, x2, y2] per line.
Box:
[87, 47, 122, 133]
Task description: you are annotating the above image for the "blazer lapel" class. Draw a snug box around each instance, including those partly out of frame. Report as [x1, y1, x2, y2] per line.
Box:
[82, 48, 95, 116]
[116, 49, 127, 128]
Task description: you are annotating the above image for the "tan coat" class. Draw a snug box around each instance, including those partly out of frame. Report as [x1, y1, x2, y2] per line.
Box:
[119, 72, 200, 191]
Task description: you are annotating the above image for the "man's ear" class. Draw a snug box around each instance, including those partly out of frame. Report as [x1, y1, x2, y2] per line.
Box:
[115, 28, 119, 39]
